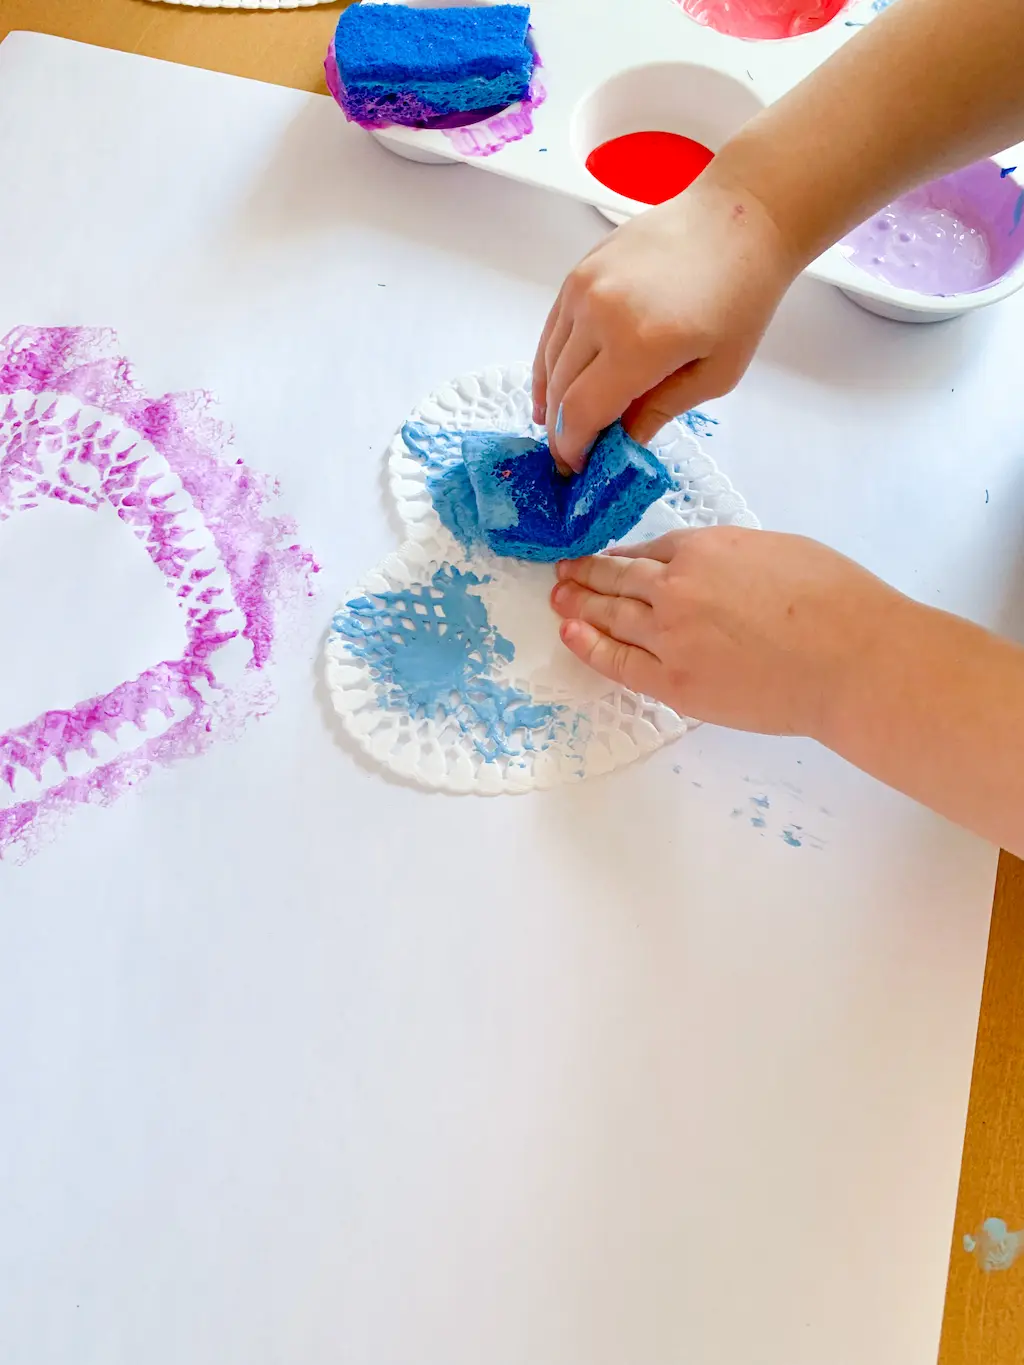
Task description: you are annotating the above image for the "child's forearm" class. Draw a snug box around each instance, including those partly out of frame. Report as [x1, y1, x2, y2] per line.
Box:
[710, 0, 1024, 265]
[823, 599, 1024, 856]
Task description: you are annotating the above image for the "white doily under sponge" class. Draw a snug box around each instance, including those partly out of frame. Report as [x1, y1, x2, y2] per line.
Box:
[388, 362, 759, 546]
[324, 364, 760, 795]
[141, 0, 333, 9]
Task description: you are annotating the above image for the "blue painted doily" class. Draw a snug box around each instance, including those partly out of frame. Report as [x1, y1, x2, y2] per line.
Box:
[324, 365, 758, 794]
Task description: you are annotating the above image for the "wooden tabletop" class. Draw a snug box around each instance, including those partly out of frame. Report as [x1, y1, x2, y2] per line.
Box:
[4, 1, 1023, 1358]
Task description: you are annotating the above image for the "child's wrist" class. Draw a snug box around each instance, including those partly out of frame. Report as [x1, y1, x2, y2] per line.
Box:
[707, 127, 832, 272]
[815, 595, 933, 758]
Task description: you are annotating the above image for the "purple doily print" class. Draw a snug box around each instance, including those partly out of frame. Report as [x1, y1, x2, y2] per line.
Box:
[0, 327, 318, 862]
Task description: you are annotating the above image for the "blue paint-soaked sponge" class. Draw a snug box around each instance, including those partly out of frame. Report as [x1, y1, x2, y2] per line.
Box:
[333, 4, 533, 128]
[429, 424, 674, 562]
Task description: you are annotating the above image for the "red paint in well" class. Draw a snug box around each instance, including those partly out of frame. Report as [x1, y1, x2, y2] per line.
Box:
[585, 131, 715, 206]
[678, 0, 848, 41]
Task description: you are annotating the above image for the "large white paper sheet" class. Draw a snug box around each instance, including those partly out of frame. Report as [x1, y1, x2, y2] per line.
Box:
[0, 32, 1016, 1365]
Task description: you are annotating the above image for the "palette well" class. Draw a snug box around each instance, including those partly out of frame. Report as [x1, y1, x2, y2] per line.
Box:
[343, 0, 1024, 322]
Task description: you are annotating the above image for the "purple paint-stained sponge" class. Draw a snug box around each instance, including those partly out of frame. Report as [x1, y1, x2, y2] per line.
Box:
[330, 4, 533, 129]
[433, 423, 674, 563]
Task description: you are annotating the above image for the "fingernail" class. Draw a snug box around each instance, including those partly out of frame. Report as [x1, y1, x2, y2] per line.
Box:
[560, 619, 580, 643]
[554, 403, 564, 437]
[564, 440, 593, 475]
[552, 583, 568, 607]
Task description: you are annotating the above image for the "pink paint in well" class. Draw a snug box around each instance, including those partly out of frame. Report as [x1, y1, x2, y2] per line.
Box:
[676, 0, 848, 41]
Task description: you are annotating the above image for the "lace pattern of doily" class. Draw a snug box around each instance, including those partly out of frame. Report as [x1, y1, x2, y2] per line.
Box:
[324, 532, 689, 795]
[143, 0, 332, 9]
[325, 365, 759, 795]
[389, 363, 759, 543]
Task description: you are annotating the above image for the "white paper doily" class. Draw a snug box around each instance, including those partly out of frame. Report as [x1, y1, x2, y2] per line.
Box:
[388, 362, 759, 544]
[142, 0, 333, 9]
[324, 530, 690, 795]
[324, 365, 760, 795]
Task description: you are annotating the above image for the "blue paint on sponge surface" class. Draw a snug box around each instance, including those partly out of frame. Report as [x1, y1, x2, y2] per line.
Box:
[334, 4, 533, 125]
[422, 423, 673, 562]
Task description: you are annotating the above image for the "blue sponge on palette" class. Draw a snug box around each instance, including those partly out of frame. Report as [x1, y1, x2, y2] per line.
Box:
[331, 4, 533, 129]
[429, 424, 674, 563]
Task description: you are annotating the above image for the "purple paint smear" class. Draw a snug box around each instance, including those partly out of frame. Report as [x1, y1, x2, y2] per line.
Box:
[442, 70, 545, 157]
[325, 35, 546, 158]
[0, 327, 318, 862]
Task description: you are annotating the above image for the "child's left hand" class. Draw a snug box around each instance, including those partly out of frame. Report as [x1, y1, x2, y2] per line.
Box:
[551, 527, 911, 740]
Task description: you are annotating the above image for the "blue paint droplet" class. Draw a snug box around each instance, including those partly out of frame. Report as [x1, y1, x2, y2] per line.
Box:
[750, 815, 767, 829]
[985, 489, 990, 504]
[1011, 190, 1024, 235]
[781, 828, 802, 847]
[1001, 166, 1017, 178]
[681, 409, 719, 438]
[962, 1217, 1024, 1273]
[750, 794, 770, 810]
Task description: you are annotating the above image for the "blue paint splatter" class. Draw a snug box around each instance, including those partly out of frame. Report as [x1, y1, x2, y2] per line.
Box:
[681, 409, 719, 439]
[871, 0, 898, 11]
[750, 794, 770, 810]
[1001, 166, 1017, 178]
[333, 566, 568, 761]
[986, 489, 990, 504]
[750, 814, 767, 829]
[781, 828, 802, 847]
[963, 1218, 1023, 1273]
[1011, 190, 1024, 235]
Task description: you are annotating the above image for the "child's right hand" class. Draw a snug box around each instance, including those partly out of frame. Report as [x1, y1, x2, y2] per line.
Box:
[533, 167, 800, 471]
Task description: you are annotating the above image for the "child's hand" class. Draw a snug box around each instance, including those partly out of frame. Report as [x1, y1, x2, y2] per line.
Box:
[533, 172, 799, 472]
[550, 527, 909, 739]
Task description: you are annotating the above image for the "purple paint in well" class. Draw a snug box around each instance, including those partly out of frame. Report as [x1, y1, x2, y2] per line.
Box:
[0, 327, 318, 862]
[839, 159, 1024, 296]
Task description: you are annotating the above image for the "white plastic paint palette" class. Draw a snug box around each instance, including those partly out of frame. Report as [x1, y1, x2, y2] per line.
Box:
[363, 0, 1024, 322]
